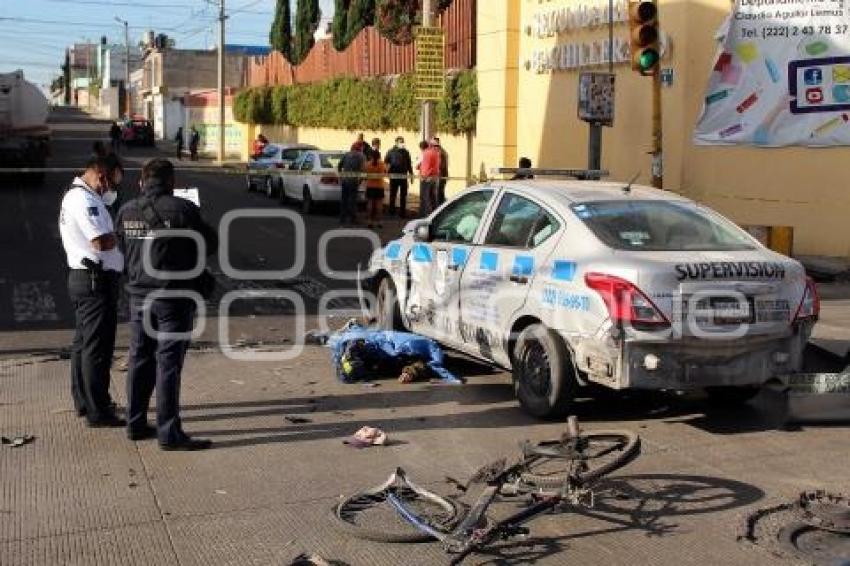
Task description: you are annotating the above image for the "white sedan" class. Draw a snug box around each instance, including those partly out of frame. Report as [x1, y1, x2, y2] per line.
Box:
[246, 143, 316, 198]
[361, 178, 819, 417]
[281, 150, 364, 213]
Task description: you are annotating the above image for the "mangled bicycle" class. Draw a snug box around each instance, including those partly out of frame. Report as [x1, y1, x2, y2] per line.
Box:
[331, 417, 640, 564]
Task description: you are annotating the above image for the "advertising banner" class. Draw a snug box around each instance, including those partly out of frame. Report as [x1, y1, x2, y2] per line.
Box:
[694, 0, 850, 146]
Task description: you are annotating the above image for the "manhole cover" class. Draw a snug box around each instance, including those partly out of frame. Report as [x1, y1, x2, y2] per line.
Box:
[742, 491, 850, 565]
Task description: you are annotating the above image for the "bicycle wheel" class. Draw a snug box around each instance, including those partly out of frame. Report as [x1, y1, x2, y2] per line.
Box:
[332, 469, 460, 543]
[519, 430, 640, 489]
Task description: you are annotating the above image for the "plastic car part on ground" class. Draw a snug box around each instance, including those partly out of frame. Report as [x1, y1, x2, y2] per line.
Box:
[343, 426, 388, 449]
[1, 435, 34, 448]
[326, 322, 463, 385]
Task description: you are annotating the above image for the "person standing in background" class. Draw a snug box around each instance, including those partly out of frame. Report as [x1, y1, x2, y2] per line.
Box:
[338, 144, 367, 225]
[174, 127, 184, 160]
[109, 122, 123, 155]
[433, 137, 449, 205]
[384, 136, 413, 218]
[365, 147, 387, 229]
[189, 127, 200, 161]
[417, 140, 441, 217]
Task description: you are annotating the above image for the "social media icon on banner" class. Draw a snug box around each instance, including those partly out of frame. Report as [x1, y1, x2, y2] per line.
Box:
[806, 87, 825, 104]
[833, 65, 850, 83]
[833, 84, 850, 102]
[804, 68, 823, 85]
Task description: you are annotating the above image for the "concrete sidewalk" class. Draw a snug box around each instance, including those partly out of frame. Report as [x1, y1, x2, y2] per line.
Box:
[2, 343, 848, 565]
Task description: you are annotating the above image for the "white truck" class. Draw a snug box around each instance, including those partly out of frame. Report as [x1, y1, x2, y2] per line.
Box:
[0, 70, 50, 176]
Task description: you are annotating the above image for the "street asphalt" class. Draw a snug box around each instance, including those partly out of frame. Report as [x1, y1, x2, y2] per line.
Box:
[0, 108, 848, 566]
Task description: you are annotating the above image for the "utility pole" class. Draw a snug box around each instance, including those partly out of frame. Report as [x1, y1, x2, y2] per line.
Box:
[217, 0, 226, 163]
[420, 0, 435, 142]
[651, 57, 663, 189]
[115, 17, 131, 118]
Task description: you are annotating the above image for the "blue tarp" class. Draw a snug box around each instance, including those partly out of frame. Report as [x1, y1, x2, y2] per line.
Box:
[327, 323, 463, 385]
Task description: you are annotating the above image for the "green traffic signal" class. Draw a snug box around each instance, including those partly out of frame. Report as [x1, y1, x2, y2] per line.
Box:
[638, 49, 659, 73]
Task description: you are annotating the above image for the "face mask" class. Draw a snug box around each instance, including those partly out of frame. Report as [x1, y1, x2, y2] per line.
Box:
[102, 190, 118, 206]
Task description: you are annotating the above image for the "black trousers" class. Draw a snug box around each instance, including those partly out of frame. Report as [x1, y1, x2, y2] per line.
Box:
[388, 178, 408, 217]
[68, 269, 119, 422]
[340, 181, 359, 224]
[438, 178, 447, 205]
[126, 295, 195, 443]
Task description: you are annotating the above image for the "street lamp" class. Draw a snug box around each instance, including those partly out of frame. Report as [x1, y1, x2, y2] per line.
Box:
[115, 16, 131, 118]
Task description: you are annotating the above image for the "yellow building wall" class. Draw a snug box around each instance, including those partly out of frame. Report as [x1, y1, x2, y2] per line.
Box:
[511, 0, 850, 258]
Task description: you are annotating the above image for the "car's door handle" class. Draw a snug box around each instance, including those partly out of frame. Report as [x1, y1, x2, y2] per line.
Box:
[509, 274, 529, 284]
[447, 264, 460, 271]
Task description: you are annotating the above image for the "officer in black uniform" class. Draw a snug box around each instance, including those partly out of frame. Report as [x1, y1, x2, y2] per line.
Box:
[59, 156, 125, 427]
[116, 158, 217, 450]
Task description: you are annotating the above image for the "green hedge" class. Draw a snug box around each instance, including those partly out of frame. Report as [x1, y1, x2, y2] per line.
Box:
[234, 70, 478, 134]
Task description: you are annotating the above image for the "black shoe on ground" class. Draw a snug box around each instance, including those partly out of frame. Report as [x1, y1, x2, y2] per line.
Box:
[159, 437, 212, 451]
[76, 407, 87, 418]
[127, 425, 157, 441]
[88, 415, 127, 428]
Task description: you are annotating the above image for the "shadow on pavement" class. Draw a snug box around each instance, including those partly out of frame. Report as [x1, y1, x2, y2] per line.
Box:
[473, 473, 764, 565]
[183, 383, 796, 448]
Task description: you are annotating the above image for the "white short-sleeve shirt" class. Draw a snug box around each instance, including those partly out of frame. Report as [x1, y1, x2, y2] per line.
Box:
[59, 177, 124, 272]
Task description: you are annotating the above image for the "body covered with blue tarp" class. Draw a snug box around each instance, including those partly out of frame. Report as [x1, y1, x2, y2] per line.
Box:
[327, 323, 462, 384]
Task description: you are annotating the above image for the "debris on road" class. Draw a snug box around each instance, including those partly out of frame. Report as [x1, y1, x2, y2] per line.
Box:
[343, 426, 387, 449]
[1, 435, 34, 448]
[289, 553, 331, 566]
[285, 416, 312, 424]
[782, 372, 850, 423]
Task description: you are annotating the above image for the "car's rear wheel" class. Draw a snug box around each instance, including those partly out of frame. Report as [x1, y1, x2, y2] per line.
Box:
[246, 175, 255, 192]
[302, 186, 314, 214]
[512, 324, 576, 418]
[704, 385, 760, 406]
[265, 176, 276, 198]
[374, 276, 403, 331]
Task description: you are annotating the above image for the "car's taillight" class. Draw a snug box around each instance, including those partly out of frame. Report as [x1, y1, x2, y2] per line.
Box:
[793, 276, 820, 322]
[320, 176, 339, 185]
[585, 272, 670, 329]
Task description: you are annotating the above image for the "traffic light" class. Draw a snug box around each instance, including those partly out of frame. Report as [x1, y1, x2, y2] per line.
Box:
[629, 1, 660, 76]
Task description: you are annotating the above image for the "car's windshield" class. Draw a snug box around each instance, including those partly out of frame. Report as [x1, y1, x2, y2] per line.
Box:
[572, 200, 757, 251]
[320, 153, 344, 169]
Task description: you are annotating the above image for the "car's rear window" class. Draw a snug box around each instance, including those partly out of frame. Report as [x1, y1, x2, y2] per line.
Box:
[571, 200, 757, 251]
[320, 153, 344, 168]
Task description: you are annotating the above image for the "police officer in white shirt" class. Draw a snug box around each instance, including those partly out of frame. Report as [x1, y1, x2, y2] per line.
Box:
[59, 156, 125, 427]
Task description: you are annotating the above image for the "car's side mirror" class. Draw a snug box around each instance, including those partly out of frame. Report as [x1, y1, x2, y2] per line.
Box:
[413, 222, 431, 242]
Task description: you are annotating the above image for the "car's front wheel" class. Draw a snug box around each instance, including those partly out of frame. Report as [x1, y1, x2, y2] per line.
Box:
[374, 276, 404, 330]
[512, 324, 576, 418]
[265, 176, 276, 198]
[246, 175, 255, 192]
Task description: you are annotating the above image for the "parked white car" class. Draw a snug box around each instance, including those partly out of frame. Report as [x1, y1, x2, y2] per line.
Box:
[361, 178, 819, 417]
[246, 143, 316, 198]
[281, 150, 364, 213]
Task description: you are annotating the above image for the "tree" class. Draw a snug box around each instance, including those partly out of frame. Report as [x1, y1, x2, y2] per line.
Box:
[376, 0, 418, 45]
[330, 0, 374, 51]
[269, 0, 292, 61]
[331, 0, 351, 51]
[292, 0, 321, 65]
